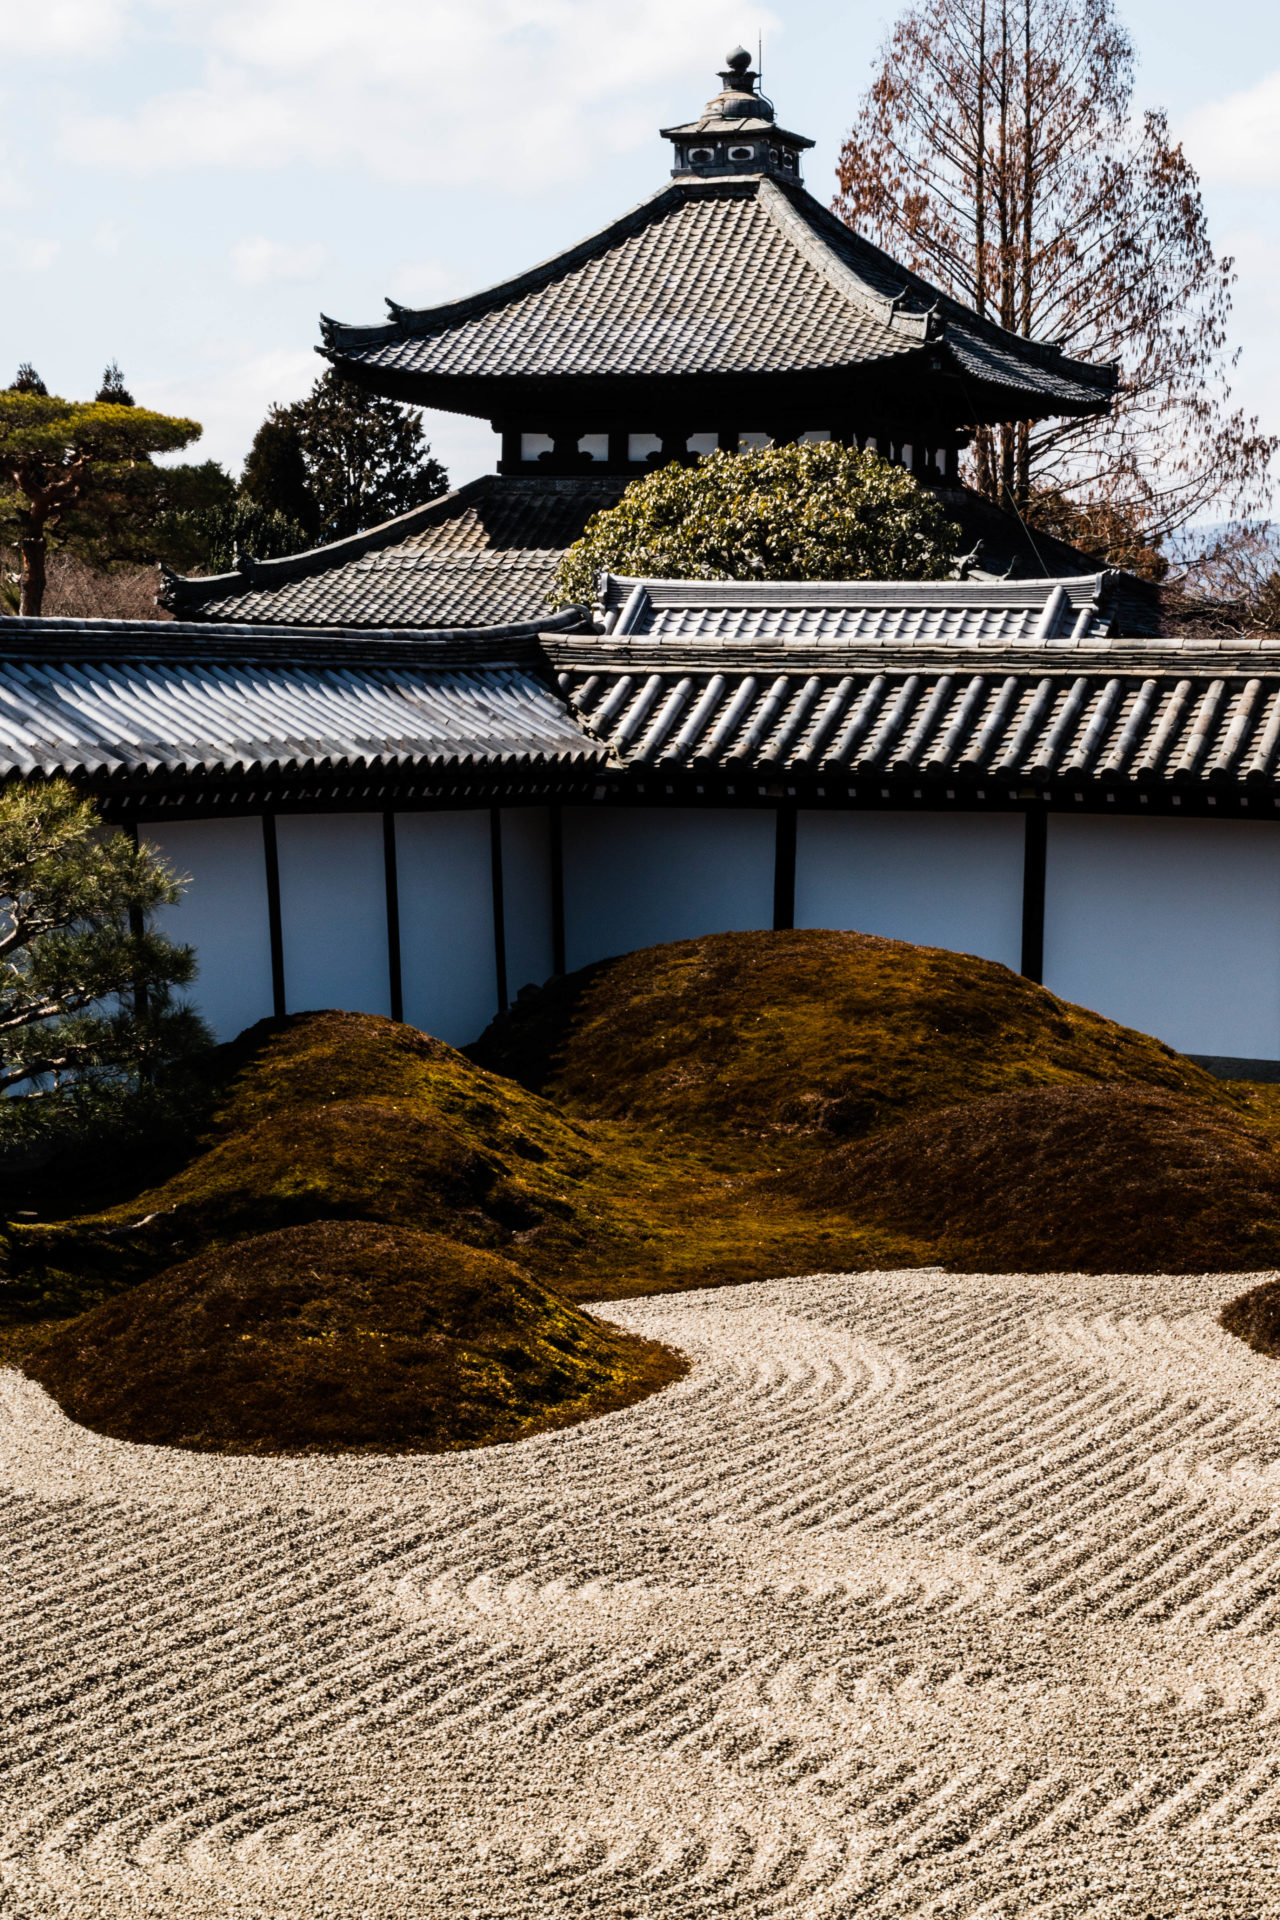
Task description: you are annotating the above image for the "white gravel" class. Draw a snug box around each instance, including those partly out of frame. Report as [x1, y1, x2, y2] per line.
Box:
[6, 1267, 1280, 1917]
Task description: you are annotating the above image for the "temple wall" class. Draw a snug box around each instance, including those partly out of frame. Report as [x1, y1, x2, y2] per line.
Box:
[276, 813, 391, 1020]
[794, 812, 1025, 972]
[560, 806, 775, 971]
[396, 809, 499, 1046]
[142, 817, 275, 1042]
[500, 806, 555, 997]
[1042, 816, 1280, 1059]
[137, 803, 1280, 1067]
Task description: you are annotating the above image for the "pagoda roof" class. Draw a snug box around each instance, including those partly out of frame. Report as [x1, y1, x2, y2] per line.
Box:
[321, 175, 1116, 419]
[160, 470, 1157, 634]
[160, 475, 624, 628]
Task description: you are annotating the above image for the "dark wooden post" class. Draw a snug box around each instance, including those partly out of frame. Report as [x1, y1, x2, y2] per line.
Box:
[1021, 806, 1047, 984]
[773, 805, 797, 931]
[262, 812, 286, 1019]
[549, 804, 566, 976]
[489, 807, 509, 1013]
[383, 811, 403, 1023]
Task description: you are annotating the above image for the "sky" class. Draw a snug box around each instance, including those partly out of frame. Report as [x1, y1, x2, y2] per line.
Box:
[6, 0, 1280, 510]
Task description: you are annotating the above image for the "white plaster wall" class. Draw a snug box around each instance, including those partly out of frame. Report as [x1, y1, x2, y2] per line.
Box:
[140, 816, 275, 1042]
[395, 810, 497, 1045]
[794, 811, 1024, 970]
[500, 807, 554, 996]
[562, 807, 775, 970]
[1043, 815, 1280, 1059]
[276, 813, 390, 1018]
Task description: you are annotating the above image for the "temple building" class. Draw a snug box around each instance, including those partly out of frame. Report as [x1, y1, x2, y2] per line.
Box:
[5, 52, 1275, 1073]
[162, 50, 1149, 633]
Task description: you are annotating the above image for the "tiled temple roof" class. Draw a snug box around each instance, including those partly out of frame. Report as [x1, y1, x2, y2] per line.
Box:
[546, 579, 1280, 792]
[0, 613, 599, 784]
[158, 476, 624, 628]
[4, 578, 1272, 803]
[589, 573, 1123, 646]
[322, 176, 1114, 417]
[159, 469, 1159, 634]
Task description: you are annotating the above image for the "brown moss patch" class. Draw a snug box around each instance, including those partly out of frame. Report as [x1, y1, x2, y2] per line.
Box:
[469, 930, 1242, 1142]
[790, 1082, 1280, 1274]
[5, 1012, 651, 1316]
[8, 930, 1279, 1429]
[15, 1221, 686, 1454]
[1220, 1277, 1280, 1356]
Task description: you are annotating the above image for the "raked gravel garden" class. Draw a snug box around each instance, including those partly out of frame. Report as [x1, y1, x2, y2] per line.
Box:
[8, 1263, 1280, 1918]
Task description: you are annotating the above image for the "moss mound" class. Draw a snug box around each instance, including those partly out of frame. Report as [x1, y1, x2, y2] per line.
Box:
[9, 929, 1280, 1446]
[1219, 1276, 1280, 1357]
[18, 1221, 685, 1454]
[470, 930, 1238, 1141]
[791, 1082, 1280, 1274]
[9, 1010, 651, 1315]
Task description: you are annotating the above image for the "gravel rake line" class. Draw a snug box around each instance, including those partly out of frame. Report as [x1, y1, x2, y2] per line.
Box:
[11, 1268, 1280, 1913]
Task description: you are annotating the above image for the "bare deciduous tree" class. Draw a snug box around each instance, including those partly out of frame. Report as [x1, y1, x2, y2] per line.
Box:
[834, 0, 1274, 555]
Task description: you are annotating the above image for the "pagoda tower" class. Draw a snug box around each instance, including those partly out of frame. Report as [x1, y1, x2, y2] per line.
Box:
[320, 47, 1114, 482]
[164, 50, 1120, 627]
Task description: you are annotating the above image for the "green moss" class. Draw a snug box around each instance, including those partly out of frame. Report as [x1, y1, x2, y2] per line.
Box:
[9, 932, 1280, 1457]
[787, 1081, 1280, 1274]
[469, 929, 1246, 1139]
[13, 1220, 686, 1454]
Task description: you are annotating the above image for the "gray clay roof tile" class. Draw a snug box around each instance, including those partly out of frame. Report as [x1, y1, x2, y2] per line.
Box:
[323, 178, 1113, 411]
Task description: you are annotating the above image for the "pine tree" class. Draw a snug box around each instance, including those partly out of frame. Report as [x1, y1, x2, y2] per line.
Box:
[0, 389, 200, 613]
[0, 780, 208, 1098]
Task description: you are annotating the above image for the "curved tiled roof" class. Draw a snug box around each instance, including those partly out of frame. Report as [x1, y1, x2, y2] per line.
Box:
[0, 614, 598, 783]
[323, 177, 1114, 415]
[546, 579, 1280, 791]
[589, 573, 1120, 646]
[559, 652, 1280, 791]
[161, 476, 623, 628]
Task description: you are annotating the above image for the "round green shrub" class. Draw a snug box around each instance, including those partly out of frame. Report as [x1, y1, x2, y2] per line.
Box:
[550, 441, 962, 607]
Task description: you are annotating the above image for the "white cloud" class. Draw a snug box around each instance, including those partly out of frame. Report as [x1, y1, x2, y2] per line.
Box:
[2, 233, 60, 272]
[13, 0, 129, 57]
[0, 115, 29, 207]
[232, 235, 328, 285]
[386, 258, 469, 308]
[1183, 71, 1280, 188]
[61, 0, 781, 191]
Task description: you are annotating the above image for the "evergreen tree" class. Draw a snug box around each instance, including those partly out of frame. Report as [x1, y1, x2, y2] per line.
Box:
[242, 372, 448, 544]
[94, 362, 135, 407]
[0, 389, 200, 613]
[0, 780, 208, 1099]
[155, 496, 310, 575]
[241, 405, 319, 539]
[8, 365, 48, 396]
[551, 444, 961, 608]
